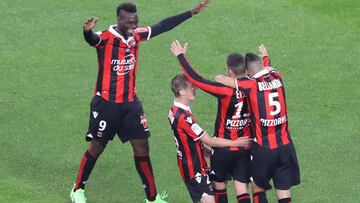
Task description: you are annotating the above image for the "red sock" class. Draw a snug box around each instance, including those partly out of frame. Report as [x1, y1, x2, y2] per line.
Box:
[134, 154, 157, 201]
[237, 193, 251, 203]
[74, 151, 97, 191]
[214, 189, 228, 203]
[253, 192, 268, 203]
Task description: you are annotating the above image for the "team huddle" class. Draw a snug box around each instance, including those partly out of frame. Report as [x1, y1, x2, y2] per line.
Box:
[70, 1, 300, 203]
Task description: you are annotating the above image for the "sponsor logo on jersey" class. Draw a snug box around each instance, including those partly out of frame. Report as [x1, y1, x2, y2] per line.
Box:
[260, 115, 287, 127]
[225, 118, 250, 129]
[111, 54, 136, 76]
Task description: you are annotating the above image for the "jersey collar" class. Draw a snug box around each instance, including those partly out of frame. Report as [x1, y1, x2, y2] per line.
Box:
[173, 100, 191, 111]
[253, 68, 269, 78]
[109, 24, 134, 46]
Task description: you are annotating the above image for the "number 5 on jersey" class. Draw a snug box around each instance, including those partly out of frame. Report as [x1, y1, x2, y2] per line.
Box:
[268, 92, 281, 116]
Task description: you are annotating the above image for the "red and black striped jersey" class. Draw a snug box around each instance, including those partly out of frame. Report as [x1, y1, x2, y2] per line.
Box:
[91, 25, 151, 103]
[176, 54, 252, 151]
[168, 101, 209, 181]
[236, 67, 291, 149]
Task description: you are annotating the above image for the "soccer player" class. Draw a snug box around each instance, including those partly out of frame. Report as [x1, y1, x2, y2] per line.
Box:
[70, 1, 211, 203]
[215, 45, 301, 203]
[170, 40, 262, 203]
[168, 74, 252, 203]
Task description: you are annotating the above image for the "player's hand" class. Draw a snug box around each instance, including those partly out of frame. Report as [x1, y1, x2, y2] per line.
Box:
[191, 0, 211, 15]
[258, 44, 268, 57]
[234, 137, 253, 147]
[83, 16, 99, 31]
[202, 143, 212, 158]
[170, 40, 188, 56]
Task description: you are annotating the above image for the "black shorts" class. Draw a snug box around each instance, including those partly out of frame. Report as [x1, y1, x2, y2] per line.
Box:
[210, 148, 251, 183]
[184, 174, 214, 203]
[250, 142, 300, 190]
[85, 96, 150, 145]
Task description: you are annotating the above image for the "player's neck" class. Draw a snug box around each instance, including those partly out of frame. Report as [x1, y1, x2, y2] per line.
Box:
[115, 26, 130, 38]
[175, 98, 191, 107]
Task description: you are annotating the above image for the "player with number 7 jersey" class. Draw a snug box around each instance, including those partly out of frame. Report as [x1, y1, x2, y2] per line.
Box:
[216, 47, 300, 202]
[232, 64, 290, 149]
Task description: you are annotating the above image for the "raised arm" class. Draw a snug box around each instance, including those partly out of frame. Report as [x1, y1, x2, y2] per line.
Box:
[150, 0, 210, 38]
[259, 44, 275, 70]
[170, 40, 231, 97]
[215, 75, 236, 88]
[83, 17, 101, 46]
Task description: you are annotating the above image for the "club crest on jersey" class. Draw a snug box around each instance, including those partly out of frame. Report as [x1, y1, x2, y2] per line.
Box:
[111, 54, 136, 76]
[128, 37, 136, 46]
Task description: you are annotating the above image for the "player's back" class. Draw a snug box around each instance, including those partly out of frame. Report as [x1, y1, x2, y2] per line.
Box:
[213, 86, 251, 151]
[247, 69, 291, 149]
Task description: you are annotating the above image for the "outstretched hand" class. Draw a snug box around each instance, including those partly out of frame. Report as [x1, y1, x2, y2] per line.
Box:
[170, 40, 188, 56]
[258, 44, 268, 57]
[191, 0, 211, 15]
[83, 16, 99, 31]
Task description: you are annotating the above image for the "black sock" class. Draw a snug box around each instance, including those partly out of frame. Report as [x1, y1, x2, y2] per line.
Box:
[237, 193, 251, 203]
[134, 154, 157, 201]
[278, 197, 291, 203]
[253, 192, 268, 203]
[214, 189, 228, 203]
[74, 150, 97, 191]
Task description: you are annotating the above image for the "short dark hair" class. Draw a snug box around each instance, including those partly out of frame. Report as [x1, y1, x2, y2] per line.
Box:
[117, 2, 137, 16]
[171, 74, 190, 97]
[245, 52, 261, 69]
[245, 53, 261, 71]
[227, 53, 246, 76]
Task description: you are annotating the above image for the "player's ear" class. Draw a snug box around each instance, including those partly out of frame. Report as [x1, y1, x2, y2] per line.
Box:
[227, 69, 233, 77]
[179, 89, 186, 96]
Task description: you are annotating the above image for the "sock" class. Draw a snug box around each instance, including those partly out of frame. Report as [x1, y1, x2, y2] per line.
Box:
[253, 192, 268, 203]
[237, 193, 251, 203]
[214, 189, 228, 203]
[278, 198, 291, 203]
[134, 154, 157, 201]
[74, 150, 97, 191]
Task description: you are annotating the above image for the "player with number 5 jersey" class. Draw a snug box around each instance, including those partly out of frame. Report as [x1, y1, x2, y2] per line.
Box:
[215, 44, 300, 203]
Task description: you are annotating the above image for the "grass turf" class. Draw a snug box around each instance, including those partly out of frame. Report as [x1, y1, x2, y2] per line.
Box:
[0, 0, 359, 202]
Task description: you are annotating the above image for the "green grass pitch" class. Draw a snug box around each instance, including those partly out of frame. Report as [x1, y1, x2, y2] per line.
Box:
[0, 0, 359, 202]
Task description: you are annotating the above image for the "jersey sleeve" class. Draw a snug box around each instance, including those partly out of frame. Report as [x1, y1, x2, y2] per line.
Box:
[177, 54, 233, 97]
[263, 56, 271, 67]
[236, 77, 257, 94]
[149, 11, 192, 39]
[179, 114, 206, 141]
[134, 26, 152, 42]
